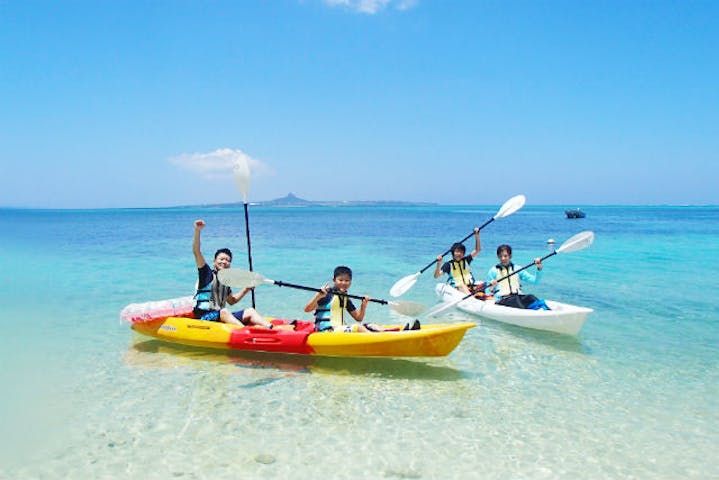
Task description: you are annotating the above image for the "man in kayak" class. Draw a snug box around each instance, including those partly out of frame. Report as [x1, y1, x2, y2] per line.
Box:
[192, 219, 274, 327]
[304, 266, 420, 332]
[433, 228, 487, 297]
[486, 244, 549, 310]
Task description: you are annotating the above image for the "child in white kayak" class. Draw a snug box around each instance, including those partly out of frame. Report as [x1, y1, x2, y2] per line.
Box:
[192, 219, 274, 327]
[486, 244, 549, 310]
[433, 228, 487, 297]
[304, 266, 420, 332]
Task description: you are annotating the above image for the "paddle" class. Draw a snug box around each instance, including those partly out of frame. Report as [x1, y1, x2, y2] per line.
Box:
[389, 194, 527, 298]
[423, 230, 595, 318]
[232, 157, 256, 308]
[217, 268, 426, 317]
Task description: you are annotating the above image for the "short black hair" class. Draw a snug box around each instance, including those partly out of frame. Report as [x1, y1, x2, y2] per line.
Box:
[451, 242, 466, 254]
[333, 265, 352, 279]
[496, 244, 512, 256]
[214, 248, 233, 261]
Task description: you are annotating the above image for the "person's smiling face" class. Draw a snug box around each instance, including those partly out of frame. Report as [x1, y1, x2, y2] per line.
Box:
[213, 252, 232, 270]
[498, 250, 512, 266]
[333, 273, 352, 293]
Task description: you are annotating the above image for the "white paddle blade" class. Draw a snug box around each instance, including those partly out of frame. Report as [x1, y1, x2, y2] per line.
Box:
[388, 301, 426, 317]
[389, 272, 420, 297]
[557, 231, 594, 254]
[494, 194, 526, 219]
[217, 268, 268, 288]
[232, 157, 251, 201]
[422, 297, 465, 319]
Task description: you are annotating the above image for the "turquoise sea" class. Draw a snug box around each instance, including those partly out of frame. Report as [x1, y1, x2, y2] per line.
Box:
[1, 205, 717, 479]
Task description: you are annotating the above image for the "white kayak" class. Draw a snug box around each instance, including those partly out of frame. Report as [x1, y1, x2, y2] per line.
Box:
[434, 283, 592, 336]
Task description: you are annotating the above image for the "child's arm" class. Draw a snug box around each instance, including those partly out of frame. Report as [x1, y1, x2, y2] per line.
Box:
[520, 260, 543, 285]
[304, 284, 329, 312]
[433, 255, 444, 279]
[350, 296, 370, 322]
[486, 267, 499, 292]
[470, 228, 481, 258]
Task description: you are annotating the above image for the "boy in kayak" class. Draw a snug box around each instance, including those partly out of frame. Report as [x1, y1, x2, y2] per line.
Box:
[192, 219, 274, 327]
[486, 244, 549, 310]
[304, 266, 420, 332]
[433, 228, 487, 297]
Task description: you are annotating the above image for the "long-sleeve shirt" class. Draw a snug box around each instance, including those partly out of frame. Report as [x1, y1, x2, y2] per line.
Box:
[486, 262, 542, 303]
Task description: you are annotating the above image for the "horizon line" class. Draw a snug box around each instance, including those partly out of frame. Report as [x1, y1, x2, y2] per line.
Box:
[2, 203, 718, 211]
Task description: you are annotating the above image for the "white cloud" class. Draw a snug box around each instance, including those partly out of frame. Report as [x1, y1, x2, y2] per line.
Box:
[169, 148, 274, 180]
[396, 0, 417, 11]
[323, 0, 416, 14]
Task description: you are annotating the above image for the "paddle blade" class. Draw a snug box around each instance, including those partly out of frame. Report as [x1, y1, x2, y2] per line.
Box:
[388, 301, 426, 317]
[217, 268, 269, 288]
[389, 272, 420, 298]
[557, 231, 594, 254]
[232, 157, 251, 202]
[421, 297, 465, 319]
[493, 194, 526, 219]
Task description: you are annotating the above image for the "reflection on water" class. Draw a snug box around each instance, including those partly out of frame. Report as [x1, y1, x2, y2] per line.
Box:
[484, 321, 590, 354]
[438, 310, 590, 354]
[127, 338, 471, 381]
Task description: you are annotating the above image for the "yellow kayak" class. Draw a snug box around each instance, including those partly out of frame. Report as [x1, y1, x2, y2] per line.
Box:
[131, 317, 475, 357]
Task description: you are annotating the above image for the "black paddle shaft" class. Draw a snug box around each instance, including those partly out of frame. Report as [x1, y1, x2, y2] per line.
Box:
[243, 202, 256, 308]
[457, 250, 557, 302]
[418, 217, 496, 274]
[273, 280, 389, 306]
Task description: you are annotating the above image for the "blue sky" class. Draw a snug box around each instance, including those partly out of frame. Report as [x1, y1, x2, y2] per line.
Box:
[1, 0, 717, 208]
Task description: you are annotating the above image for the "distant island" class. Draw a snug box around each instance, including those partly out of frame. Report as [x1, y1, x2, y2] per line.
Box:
[198, 193, 437, 208]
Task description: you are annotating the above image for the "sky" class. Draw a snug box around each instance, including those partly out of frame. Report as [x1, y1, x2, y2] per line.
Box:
[1, 0, 717, 208]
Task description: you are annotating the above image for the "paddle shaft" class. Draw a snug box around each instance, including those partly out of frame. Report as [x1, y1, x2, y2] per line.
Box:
[417, 217, 495, 274]
[456, 250, 557, 303]
[243, 202, 256, 308]
[272, 279, 390, 306]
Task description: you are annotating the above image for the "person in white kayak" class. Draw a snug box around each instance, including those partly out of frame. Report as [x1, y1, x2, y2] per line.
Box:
[433, 228, 487, 297]
[486, 244, 550, 310]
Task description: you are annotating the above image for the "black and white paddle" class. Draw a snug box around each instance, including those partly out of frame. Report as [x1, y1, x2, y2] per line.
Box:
[389, 194, 526, 297]
[232, 157, 256, 308]
[422, 230, 595, 318]
[218, 268, 427, 317]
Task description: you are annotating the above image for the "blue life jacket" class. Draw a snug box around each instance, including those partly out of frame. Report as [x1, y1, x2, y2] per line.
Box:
[194, 269, 230, 312]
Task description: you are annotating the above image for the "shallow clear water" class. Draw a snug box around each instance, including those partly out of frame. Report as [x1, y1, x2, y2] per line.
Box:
[1, 205, 717, 479]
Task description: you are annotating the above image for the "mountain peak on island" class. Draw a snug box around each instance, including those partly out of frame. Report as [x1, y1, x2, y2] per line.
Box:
[262, 193, 314, 206]
[185, 193, 435, 209]
[253, 194, 436, 207]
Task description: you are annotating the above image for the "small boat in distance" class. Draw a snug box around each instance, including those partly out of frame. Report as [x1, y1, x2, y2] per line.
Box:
[565, 208, 586, 219]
